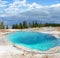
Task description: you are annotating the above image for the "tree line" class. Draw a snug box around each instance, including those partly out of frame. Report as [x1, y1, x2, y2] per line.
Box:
[0, 21, 60, 29]
[0, 21, 8, 29]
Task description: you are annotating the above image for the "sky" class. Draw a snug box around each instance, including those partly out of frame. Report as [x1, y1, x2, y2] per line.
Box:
[0, 0, 60, 17]
[27, 0, 60, 5]
[0, 0, 60, 24]
[2, 0, 60, 5]
[0, 0, 60, 16]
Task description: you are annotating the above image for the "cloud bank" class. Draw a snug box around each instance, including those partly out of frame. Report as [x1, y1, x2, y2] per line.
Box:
[0, 0, 60, 16]
[0, 0, 60, 24]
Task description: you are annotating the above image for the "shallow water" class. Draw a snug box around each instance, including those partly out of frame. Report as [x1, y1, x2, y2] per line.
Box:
[7, 31, 60, 51]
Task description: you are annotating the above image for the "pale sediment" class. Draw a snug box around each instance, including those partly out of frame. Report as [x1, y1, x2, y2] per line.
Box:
[0, 27, 60, 58]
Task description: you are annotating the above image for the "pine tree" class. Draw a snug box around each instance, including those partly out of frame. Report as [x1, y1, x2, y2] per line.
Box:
[19, 23, 23, 29]
[12, 24, 15, 29]
[6, 25, 9, 29]
[23, 21, 28, 28]
[0, 21, 5, 29]
[35, 21, 38, 27]
[31, 21, 35, 27]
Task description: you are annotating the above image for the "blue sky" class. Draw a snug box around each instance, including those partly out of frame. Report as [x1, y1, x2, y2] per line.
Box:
[0, 0, 60, 16]
[2, 0, 60, 5]
[27, 0, 60, 5]
[2, 0, 13, 3]
[0, 0, 60, 24]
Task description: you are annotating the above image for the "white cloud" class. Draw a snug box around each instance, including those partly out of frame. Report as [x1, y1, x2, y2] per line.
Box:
[0, 0, 8, 8]
[0, 0, 60, 22]
[4, 0, 48, 16]
[29, 2, 48, 9]
[4, 0, 29, 15]
[29, 3, 41, 8]
[0, 0, 10, 17]
[50, 3, 60, 7]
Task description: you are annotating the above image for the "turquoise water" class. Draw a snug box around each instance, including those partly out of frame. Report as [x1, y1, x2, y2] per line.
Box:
[7, 31, 60, 51]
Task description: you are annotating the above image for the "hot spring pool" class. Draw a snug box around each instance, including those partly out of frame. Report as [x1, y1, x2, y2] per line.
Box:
[7, 31, 60, 51]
